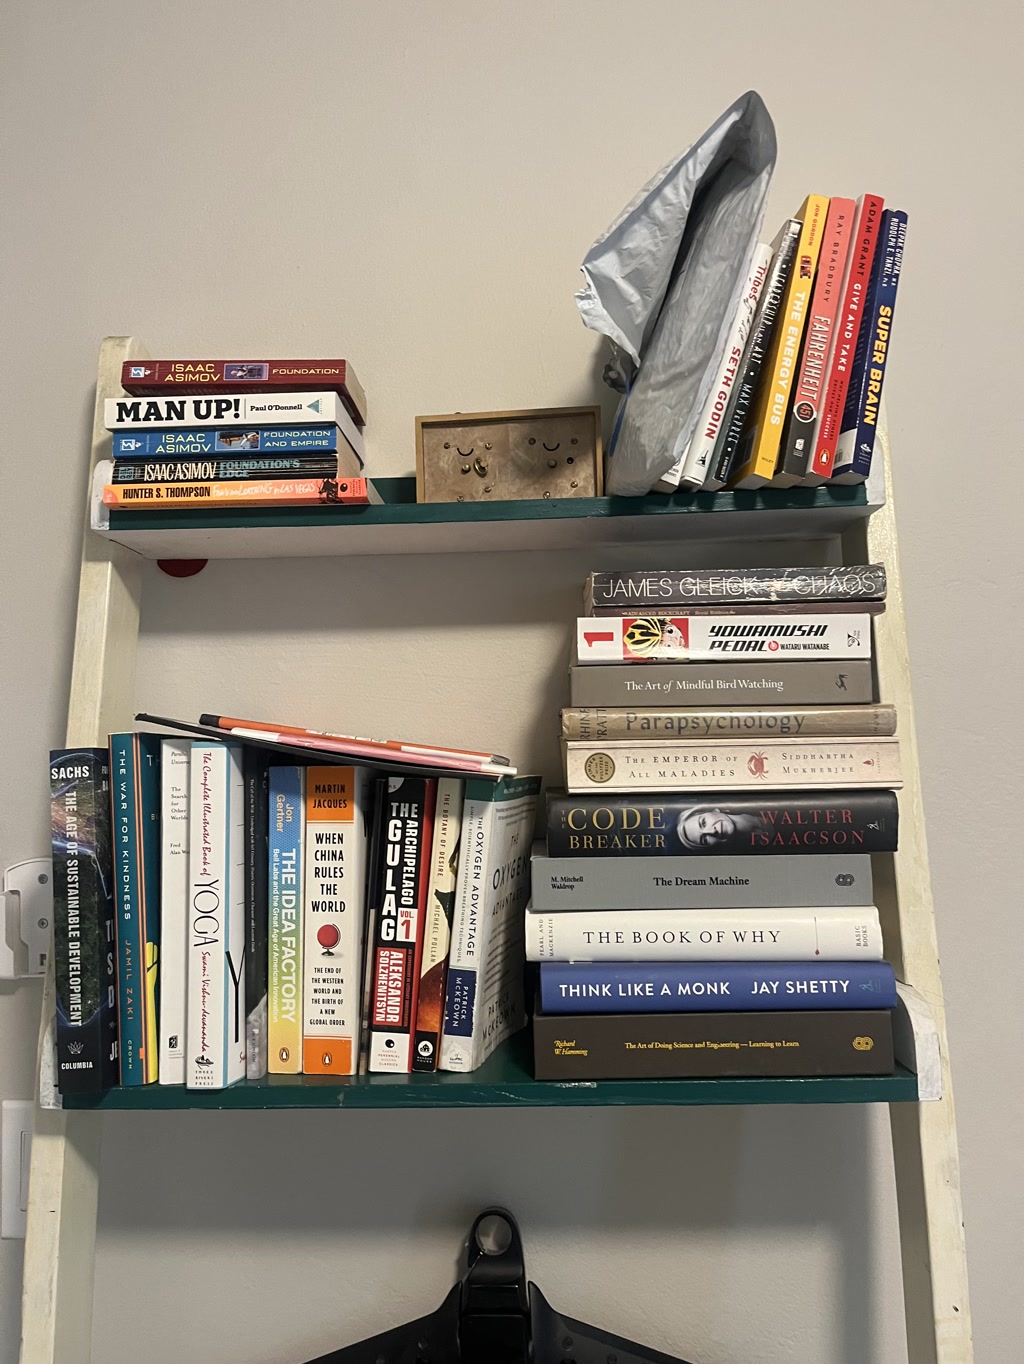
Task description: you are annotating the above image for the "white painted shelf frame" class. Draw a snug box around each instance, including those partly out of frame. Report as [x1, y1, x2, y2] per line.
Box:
[19, 339, 973, 1363]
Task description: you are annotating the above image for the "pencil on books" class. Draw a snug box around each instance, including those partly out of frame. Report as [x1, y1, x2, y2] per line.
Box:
[197, 714, 514, 775]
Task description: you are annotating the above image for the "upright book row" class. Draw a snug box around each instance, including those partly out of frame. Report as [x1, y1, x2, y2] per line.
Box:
[655, 195, 906, 493]
[48, 738, 539, 1093]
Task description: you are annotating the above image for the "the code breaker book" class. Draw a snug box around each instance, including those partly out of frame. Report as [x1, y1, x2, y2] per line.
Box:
[301, 766, 371, 1076]
[367, 776, 436, 1073]
[50, 749, 118, 1093]
[532, 1007, 895, 1080]
[439, 775, 541, 1073]
[120, 358, 366, 426]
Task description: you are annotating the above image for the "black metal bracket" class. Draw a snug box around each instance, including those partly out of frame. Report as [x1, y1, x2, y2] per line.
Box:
[305, 1207, 696, 1364]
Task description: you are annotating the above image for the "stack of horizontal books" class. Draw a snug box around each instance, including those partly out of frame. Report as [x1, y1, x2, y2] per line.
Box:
[528, 563, 902, 1082]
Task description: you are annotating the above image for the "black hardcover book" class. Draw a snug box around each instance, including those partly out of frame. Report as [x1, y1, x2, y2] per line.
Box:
[533, 1006, 895, 1080]
[546, 789, 898, 857]
[585, 564, 887, 612]
[705, 218, 802, 489]
[244, 747, 271, 1079]
[50, 748, 119, 1093]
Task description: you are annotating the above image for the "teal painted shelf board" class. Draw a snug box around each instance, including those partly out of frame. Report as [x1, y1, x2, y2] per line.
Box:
[94, 478, 874, 560]
[62, 1032, 918, 1110]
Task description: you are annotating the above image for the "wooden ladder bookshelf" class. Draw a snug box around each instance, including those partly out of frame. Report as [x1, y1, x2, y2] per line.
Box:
[19, 337, 973, 1362]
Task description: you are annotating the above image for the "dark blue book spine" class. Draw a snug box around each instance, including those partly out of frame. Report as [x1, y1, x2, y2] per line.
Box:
[110, 424, 345, 457]
[109, 734, 162, 1084]
[539, 960, 898, 1014]
[50, 749, 119, 1092]
[832, 210, 907, 480]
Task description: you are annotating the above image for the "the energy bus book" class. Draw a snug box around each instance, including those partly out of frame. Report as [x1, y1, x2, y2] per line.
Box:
[560, 704, 898, 741]
[530, 851, 873, 910]
[545, 789, 899, 856]
[158, 739, 190, 1086]
[833, 208, 907, 483]
[539, 961, 899, 1015]
[532, 1007, 895, 1081]
[366, 775, 436, 1073]
[525, 906, 884, 962]
[569, 660, 876, 708]
[301, 766, 371, 1076]
[120, 358, 367, 426]
[439, 774, 541, 1073]
[584, 565, 887, 612]
[187, 743, 246, 1090]
[574, 614, 873, 664]
[109, 732, 162, 1085]
[730, 194, 830, 488]
[412, 777, 464, 1072]
[104, 391, 365, 462]
[562, 738, 903, 793]
[49, 749, 118, 1094]
[268, 767, 304, 1073]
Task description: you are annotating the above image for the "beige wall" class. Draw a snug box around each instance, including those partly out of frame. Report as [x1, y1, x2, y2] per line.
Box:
[2, 1, 1022, 1360]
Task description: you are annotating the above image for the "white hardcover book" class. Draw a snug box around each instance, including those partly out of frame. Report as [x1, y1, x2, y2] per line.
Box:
[104, 390, 364, 461]
[575, 613, 873, 664]
[158, 739, 190, 1085]
[187, 743, 246, 1089]
[301, 766, 370, 1076]
[438, 775, 541, 1072]
[562, 737, 902, 793]
[525, 906, 883, 963]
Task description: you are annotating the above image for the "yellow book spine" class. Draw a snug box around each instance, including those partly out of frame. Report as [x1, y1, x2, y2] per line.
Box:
[268, 768, 305, 1074]
[730, 195, 830, 486]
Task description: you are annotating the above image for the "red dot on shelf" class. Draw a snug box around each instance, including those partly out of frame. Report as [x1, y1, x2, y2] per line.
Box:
[157, 559, 208, 578]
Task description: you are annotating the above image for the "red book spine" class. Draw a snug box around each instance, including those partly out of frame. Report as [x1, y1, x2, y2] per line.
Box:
[119, 360, 365, 424]
[808, 195, 884, 480]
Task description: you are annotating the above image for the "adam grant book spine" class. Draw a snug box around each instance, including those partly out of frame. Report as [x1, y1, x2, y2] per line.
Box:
[412, 777, 464, 1072]
[560, 705, 897, 741]
[525, 906, 884, 963]
[111, 426, 352, 457]
[545, 788, 899, 857]
[532, 1008, 895, 1081]
[366, 776, 436, 1073]
[575, 614, 872, 664]
[120, 358, 366, 425]
[539, 961, 899, 1015]
[584, 564, 887, 611]
[268, 767, 304, 1073]
[530, 851, 873, 911]
[562, 738, 902, 794]
[50, 749, 119, 1094]
[103, 475, 375, 508]
[570, 660, 876, 708]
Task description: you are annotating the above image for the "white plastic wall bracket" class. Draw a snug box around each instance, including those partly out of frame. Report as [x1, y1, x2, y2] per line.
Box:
[1, 859, 52, 980]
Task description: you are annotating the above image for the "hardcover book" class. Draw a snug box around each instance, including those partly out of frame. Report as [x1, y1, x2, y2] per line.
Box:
[574, 614, 872, 665]
[301, 766, 371, 1076]
[531, 851, 872, 911]
[539, 960, 899, 1014]
[268, 767, 304, 1073]
[366, 775, 436, 1073]
[412, 777, 464, 1072]
[244, 749, 270, 1080]
[584, 565, 887, 612]
[532, 1006, 895, 1080]
[525, 906, 884, 962]
[806, 193, 885, 482]
[439, 774, 542, 1073]
[705, 218, 801, 490]
[186, 743, 246, 1090]
[569, 660, 875, 708]
[104, 391, 364, 462]
[560, 705, 897, 741]
[562, 738, 902, 794]
[111, 424, 355, 458]
[545, 789, 899, 857]
[774, 197, 855, 485]
[833, 209, 907, 483]
[656, 244, 773, 490]
[109, 732, 162, 1085]
[120, 358, 366, 426]
[730, 195, 830, 488]
[50, 748, 118, 1094]
[158, 738, 190, 1085]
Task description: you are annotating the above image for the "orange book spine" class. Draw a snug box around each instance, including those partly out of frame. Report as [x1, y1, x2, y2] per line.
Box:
[103, 476, 373, 508]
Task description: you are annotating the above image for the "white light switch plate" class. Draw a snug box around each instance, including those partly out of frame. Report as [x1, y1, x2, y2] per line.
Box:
[2, 1100, 34, 1239]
